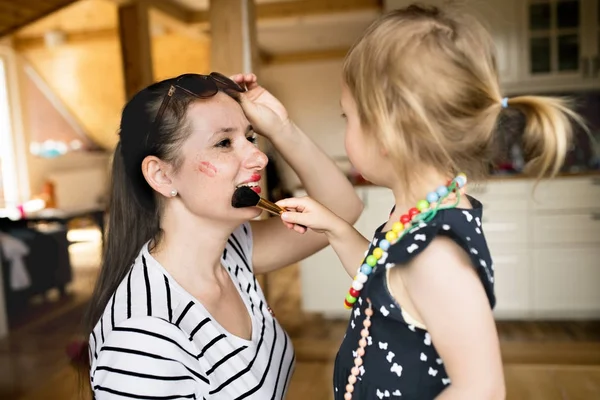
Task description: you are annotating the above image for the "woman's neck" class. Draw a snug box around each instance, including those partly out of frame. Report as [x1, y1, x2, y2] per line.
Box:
[150, 206, 239, 293]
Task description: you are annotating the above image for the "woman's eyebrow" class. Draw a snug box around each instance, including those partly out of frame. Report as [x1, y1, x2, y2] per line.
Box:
[212, 125, 253, 136]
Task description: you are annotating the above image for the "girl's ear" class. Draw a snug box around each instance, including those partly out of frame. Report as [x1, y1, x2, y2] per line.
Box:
[141, 155, 175, 198]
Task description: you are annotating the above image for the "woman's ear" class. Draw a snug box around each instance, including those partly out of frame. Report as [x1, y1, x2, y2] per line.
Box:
[141, 155, 175, 198]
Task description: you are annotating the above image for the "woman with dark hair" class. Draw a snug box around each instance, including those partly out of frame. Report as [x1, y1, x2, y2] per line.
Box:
[84, 72, 362, 399]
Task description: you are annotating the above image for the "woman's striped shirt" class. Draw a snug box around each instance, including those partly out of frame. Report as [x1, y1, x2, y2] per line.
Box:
[88, 222, 295, 399]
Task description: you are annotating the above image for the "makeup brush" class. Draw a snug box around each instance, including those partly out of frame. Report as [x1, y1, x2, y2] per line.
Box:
[232, 186, 286, 216]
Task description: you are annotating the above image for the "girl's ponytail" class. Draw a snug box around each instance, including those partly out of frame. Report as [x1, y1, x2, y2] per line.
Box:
[507, 95, 585, 178]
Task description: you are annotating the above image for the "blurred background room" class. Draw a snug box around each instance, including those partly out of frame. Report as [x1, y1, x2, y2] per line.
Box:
[0, 0, 599, 399]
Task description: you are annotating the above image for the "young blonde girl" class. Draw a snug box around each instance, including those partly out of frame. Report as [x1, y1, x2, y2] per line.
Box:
[277, 4, 583, 400]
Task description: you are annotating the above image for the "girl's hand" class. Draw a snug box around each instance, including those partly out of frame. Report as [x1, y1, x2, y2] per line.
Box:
[276, 196, 348, 236]
[230, 73, 290, 138]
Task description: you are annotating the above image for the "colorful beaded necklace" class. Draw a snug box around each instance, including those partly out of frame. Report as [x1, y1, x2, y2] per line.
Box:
[343, 173, 467, 309]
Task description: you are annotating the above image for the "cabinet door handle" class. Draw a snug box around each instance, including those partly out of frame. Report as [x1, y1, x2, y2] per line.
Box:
[591, 213, 600, 221]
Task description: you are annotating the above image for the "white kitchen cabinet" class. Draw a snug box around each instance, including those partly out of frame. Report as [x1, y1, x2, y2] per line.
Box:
[482, 210, 530, 246]
[297, 176, 600, 320]
[469, 180, 533, 319]
[295, 186, 396, 318]
[480, 206, 532, 319]
[468, 179, 532, 212]
[299, 243, 352, 318]
[293, 188, 364, 318]
[530, 176, 600, 210]
[357, 186, 395, 237]
[532, 247, 600, 318]
[533, 212, 600, 245]
[385, 0, 599, 93]
[489, 247, 533, 319]
[509, 0, 600, 93]
[529, 177, 600, 318]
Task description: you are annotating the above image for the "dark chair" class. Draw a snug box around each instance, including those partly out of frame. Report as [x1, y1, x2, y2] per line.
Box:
[0, 218, 72, 322]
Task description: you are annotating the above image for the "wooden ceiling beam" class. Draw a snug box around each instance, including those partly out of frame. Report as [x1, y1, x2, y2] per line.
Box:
[0, 0, 79, 37]
[262, 47, 349, 66]
[13, 28, 117, 51]
[106, 0, 194, 23]
[191, 0, 382, 24]
[140, 0, 193, 23]
[118, 1, 154, 100]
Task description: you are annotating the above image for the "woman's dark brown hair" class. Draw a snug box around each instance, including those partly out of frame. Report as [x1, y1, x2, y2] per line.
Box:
[83, 78, 199, 337]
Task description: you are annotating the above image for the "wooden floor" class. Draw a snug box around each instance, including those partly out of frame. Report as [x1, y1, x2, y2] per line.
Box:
[1, 236, 599, 399]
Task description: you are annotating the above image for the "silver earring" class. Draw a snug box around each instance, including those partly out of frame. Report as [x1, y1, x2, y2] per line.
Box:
[170, 189, 178, 197]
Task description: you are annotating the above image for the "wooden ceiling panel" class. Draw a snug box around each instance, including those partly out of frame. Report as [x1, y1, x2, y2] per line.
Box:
[0, 0, 80, 37]
[15, 0, 117, 37]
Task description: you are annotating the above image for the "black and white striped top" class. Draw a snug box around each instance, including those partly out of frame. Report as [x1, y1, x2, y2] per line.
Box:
[89, 222, 295, 399]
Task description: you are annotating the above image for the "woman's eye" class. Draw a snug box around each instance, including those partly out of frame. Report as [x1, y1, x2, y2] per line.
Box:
[247, 134, 258, 144]
[216, 138, 231, 148]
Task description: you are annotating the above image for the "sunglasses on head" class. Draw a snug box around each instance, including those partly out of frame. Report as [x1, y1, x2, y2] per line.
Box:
[146, 72, 245, 147]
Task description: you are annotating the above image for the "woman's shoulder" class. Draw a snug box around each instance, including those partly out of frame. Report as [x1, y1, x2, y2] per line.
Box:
[89, 315, 206, 385]
[92, 246, 188, 338]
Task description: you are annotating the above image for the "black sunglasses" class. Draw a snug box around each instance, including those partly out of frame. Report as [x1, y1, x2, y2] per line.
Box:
[146, 72, 245, 147]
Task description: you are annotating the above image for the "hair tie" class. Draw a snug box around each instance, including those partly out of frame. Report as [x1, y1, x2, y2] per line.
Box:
[501, 97, 509, 109]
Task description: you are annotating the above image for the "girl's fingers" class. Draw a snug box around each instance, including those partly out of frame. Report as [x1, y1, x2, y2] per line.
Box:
[281, 219, 307, 234]
[293, 224, 307, 234]
[276, 197, 310, 210]
[283, 221, 295, 230]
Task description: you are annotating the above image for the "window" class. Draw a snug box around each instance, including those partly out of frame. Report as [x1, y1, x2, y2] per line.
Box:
[528, 0, 582, 75]
[0, 49, 29, 210]
[0, 57, 17, 207]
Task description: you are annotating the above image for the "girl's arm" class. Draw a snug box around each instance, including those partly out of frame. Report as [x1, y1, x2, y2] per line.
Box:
[231, 73, 363, 274]
[275, 196, 370, 277]
[324, 217, 372, 278]
[250, 121, 363, 274]
[394, 236, 505, 399]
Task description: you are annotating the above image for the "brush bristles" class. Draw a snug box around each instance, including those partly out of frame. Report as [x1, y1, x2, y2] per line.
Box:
[231, 186, 261, 208]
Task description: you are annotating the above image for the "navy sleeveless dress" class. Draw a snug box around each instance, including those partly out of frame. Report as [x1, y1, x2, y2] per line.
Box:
[333, 196, 495, 399]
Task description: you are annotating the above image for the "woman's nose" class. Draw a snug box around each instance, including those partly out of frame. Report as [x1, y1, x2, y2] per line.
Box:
[244, 146, 268, 170]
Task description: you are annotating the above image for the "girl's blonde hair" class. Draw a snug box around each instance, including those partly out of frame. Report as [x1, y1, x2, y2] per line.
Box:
[343, 4, 584, 188]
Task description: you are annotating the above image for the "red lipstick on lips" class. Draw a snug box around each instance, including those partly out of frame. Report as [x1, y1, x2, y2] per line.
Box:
[240, 173, 262, 194]
[249, 173, 261, 182]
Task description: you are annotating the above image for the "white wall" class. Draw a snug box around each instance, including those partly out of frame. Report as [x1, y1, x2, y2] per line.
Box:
[26, 151, 110, 202]
[261, 60, 348, 191]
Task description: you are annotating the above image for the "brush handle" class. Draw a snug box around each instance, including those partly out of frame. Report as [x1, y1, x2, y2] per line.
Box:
[256, 198, 307, 230]
[256, 198, 286, 216]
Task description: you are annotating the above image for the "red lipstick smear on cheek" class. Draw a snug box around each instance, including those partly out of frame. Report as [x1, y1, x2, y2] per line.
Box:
[197, 161, 217, 177]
